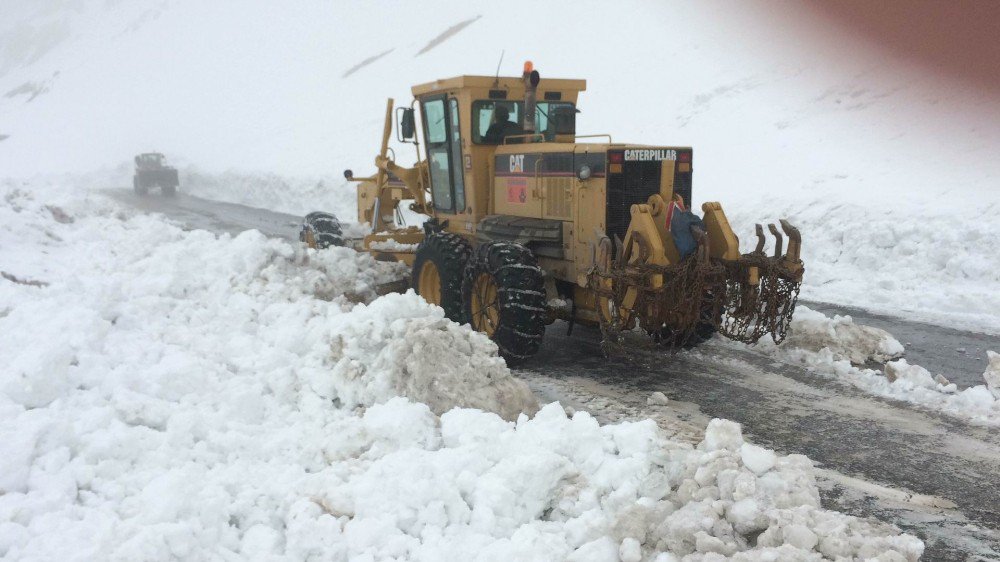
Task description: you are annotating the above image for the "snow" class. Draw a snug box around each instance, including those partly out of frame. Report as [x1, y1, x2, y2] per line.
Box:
[984, 351, 1000, 400]
[0, 182, 923, 560]
[777, 305, 904, 364]
[648, 392, 671, 406]
[325, 293, 537, 421]
[759, 306, 1000, 427]
[367, 239, 420, 253]
[726, 198, 1000, 335]
[739, 444, 777, 477]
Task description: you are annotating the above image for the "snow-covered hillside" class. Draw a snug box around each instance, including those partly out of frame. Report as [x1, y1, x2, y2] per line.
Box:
[2, 0, 998, 331]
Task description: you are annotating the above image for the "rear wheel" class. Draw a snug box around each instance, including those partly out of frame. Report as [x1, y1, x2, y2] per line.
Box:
[463, 242, 546, 363]
[301, 211, 344, 248]
[412, 232, 471, 322]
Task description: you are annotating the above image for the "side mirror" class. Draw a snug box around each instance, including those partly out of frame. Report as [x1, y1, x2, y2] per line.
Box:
[397, 107, 416, 141]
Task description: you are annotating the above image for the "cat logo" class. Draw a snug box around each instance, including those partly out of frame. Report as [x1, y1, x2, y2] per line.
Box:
[509, 154, 525, 173]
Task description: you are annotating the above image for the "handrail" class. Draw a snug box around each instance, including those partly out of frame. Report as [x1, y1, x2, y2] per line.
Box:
[575, 134, 613, 143]
[502, 133, 545, 144]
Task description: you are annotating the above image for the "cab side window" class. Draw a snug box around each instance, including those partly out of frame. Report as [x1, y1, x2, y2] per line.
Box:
[448, 98, 465, 212]
[421, 96, 466, 213]
[472, 101, 521, 145]
[422, 98, 452, 211]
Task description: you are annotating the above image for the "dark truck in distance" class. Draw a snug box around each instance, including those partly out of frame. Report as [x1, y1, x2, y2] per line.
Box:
[133, 153, 179, 196]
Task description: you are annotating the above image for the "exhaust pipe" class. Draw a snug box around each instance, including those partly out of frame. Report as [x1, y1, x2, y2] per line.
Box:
[522, 61, 540, 136]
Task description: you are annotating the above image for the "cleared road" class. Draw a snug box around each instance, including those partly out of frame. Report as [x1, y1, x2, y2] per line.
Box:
[109, 188, 1000, 560]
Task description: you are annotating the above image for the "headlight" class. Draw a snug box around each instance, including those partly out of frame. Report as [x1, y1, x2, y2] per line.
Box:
[577, 165, 592, 180]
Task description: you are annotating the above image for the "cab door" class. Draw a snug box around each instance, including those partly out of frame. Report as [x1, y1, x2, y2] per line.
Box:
[421, 96, 466, 216]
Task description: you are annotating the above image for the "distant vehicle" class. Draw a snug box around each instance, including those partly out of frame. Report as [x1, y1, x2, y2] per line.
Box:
[133, 153, 179, 196]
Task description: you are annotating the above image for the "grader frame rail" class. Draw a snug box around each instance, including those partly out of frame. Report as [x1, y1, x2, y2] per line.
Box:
[301, 62, 804, 362]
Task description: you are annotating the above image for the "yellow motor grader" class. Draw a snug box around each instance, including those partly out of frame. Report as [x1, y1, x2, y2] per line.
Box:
[302, 62, 804, 362]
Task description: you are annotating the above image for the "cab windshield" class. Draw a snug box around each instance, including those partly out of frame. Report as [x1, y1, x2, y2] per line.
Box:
[472, 100, 576, 144]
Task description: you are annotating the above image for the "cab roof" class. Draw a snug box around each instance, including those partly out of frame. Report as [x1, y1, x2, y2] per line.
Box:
[411, 75, 587, 97]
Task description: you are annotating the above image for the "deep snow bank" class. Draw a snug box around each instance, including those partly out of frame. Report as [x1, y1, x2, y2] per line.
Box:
[0, 182, 922, 559]
[725, 196, 1000, 335]
[759, 306, 1000, 427]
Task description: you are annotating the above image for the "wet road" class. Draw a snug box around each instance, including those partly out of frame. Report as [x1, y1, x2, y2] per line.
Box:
[524, 324, 1000, 561]
[109, 188, 1000, 560]
[106, 189, 303, 240]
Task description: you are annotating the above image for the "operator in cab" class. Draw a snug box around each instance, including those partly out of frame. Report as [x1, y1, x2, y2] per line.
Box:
[483, 105, 521, 144]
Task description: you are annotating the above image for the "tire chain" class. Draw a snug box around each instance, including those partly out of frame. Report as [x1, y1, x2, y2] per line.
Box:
[719, 251, 802, 345]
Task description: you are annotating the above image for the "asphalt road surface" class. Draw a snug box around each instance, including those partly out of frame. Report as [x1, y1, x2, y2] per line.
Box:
[109, 188, 1000, 560]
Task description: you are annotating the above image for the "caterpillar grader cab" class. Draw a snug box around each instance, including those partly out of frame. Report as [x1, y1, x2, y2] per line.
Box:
[133, 153, 179, 196]
[301, 62, 804, 362]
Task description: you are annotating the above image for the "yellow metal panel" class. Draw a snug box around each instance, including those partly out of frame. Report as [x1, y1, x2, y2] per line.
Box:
[659, 160, 675, 202]
[543, 177, 573, 219]
[411, 75, 587, 96]
[562, 222, 575, 262]
[701, 202, 741, 260]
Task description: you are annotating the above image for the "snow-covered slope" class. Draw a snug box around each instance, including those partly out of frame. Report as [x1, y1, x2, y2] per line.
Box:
[3, 0, 997, 330]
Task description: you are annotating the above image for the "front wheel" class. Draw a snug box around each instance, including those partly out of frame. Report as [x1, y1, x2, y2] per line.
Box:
[412, 232, 471, 322]
[161, 184, 177, 197]
[462, 242, 546, 363]
[300, 211, 344, 248]
[133, 176, 148, 196]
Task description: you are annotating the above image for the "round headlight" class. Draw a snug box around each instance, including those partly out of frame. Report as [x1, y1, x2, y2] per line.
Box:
[577, 165, 592, 180]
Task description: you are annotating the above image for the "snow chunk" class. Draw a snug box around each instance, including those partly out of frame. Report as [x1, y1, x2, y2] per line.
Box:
[884, 359, 940, 390]
[327, 292, 538, 421]
[619, 537, 641, 562]
[700, 418, 743, 452]
[780, 306, 904, 364]
[984, 350, 1000, 399]
[647, 391, 670, 406]
[740, 443, 777, 475]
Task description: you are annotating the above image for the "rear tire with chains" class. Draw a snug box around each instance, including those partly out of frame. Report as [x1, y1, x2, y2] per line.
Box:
[412, 232, 471, 322]
[301, 211, 344, 248]
[462, 242, 546, 364]
[650, 290, 721, 349]
[688, 288, 723, 347]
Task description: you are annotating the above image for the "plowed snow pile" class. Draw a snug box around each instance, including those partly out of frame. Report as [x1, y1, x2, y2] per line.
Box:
[758, 306, 1000, 427]
[1, 184, 920, 560]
